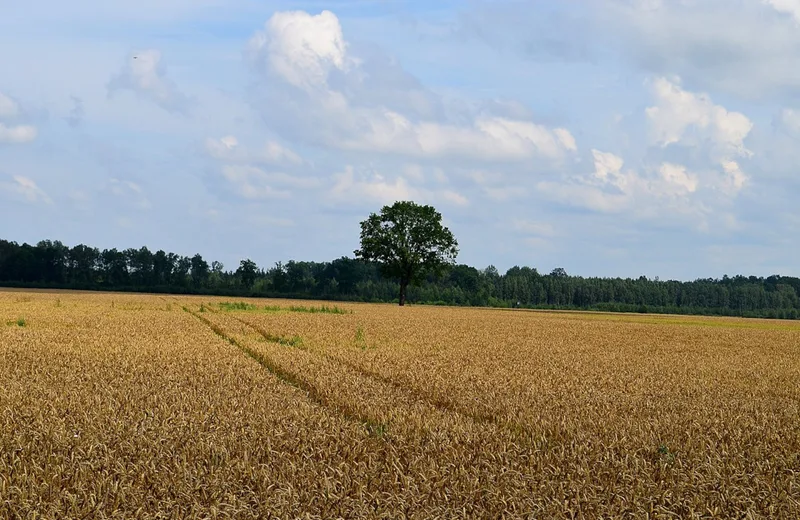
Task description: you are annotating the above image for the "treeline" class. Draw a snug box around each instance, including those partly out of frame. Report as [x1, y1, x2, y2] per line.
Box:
[1, 239, 799, 319]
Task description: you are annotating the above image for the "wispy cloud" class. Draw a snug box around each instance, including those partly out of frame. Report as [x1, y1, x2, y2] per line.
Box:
[107, 50, 192, 114]
[0, 175, 52, 204]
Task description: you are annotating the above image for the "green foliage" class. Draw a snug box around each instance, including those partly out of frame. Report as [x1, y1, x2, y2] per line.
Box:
[656, 444, 676, 464]
[260, 331, 304, 349]
[354, 201, 458, 306]
[7, 317, 26, 327]
[365, 420, 388, 439]
[236, 259, 258, 290]
[484, 296, 510, 308]
[354, 325, 369, 350]
[218, 301, 349, 315]
[190, 253, 210, 287]
[218, 301, 260, 312]
[287, 304, 351, 315]
[3, 235, 800, 321]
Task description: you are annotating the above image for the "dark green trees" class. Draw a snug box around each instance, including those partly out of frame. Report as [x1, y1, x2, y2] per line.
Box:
[236, 259, 258, 290]
[354, 201, 459, 306]
[190, 254, 210, 287]
[0, 235, 798, 319]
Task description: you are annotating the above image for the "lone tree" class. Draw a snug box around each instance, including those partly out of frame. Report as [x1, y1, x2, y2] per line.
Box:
[354, 201, 458, 306]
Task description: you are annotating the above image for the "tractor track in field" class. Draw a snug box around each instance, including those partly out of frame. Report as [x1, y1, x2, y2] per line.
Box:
[179, 303, 395, 440]
[236, 313, 504, 423]
[201, 304, 538, 442]
[173, 298, 547, 448]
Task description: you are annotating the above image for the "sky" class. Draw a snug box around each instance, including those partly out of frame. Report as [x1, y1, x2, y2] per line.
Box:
[2, 0, 800, 280]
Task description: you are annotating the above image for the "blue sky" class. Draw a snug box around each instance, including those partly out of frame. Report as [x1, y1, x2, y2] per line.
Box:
[2, 0, 800, 280]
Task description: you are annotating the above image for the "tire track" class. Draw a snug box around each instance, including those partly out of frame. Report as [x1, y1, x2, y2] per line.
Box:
[180, 304, 390, 438]
[190, 303, 544, 441]
[214, 306, 538, 443]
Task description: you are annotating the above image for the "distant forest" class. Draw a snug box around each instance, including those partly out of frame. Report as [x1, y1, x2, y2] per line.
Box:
[1, 238, 799, 319]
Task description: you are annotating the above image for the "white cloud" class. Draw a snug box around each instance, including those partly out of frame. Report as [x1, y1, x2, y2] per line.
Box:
[764, 0, 800, 22]
[263, 141, 302, 164]
[330, 166, 419, 205]
[720, 160, 748, 194]
[6, 0, 236, 24]
[441, 190, 469, 206]
[0, 123, 37, 143]
[205, 133, 313, 204]
[260, 170, 321, 189]
[469, 169, 528, 201]
[659, 163, 698, 194]
[586, 149, 634, 194]
[65, 96, 84, 128]
[247, 9, 577, 162]
[585, 0, 800, 101]
[433, 168, 448, 184]
[513, 219, 555, 237]
[108, 178, 151, 210]
[248, 10, 351, 90]
[67, 189, 91, 211]
[0, 91, 36, 143]
[779, 108, 800, 135]
[0, 92, 19, 118]
[329, 165, 467, 207]
[417, 117, 577, 160]
[469, 170, 504, 185]
[404, 164, 424, 182]
[537, 179, 628, 214]
[329, 111, 578, 160]
[205, 135, 302, 164]
[205, 135, 240, 158]
[207, 137, 312, 201]
[247, 214, 295, 228]
[554, 128, 577, 152]
[68, 189, 89, 203]
[221, 165, 293, 200]
[115, 217, 134, 229]
[591, 149, 625, 182]
[537, 149, 728, 226]
[642, 77, 751, 197]
[0, 175, 52, 204]
[523, 236, 555, 251]
[645, 77, 753, 158]
[484, 186, 528, 201]
[107, 49, 191, 114]
[114, 179, 142, 194]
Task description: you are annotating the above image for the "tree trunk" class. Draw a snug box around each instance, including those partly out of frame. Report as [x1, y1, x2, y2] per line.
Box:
[398, 279, 408, 306]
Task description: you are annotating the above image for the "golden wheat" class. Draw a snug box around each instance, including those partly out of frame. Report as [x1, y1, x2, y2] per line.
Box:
[1, 290, 798, 518]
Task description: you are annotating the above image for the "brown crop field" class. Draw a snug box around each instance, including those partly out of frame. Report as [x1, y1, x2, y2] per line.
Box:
[2, 289, 799, 519]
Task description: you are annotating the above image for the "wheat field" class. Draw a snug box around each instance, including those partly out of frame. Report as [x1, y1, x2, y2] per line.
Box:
[1, 289, 798, 519]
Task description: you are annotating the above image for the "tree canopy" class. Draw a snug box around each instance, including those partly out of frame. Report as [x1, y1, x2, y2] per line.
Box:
[1, 237, 799, 320]
[353, 201, 459, 306]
